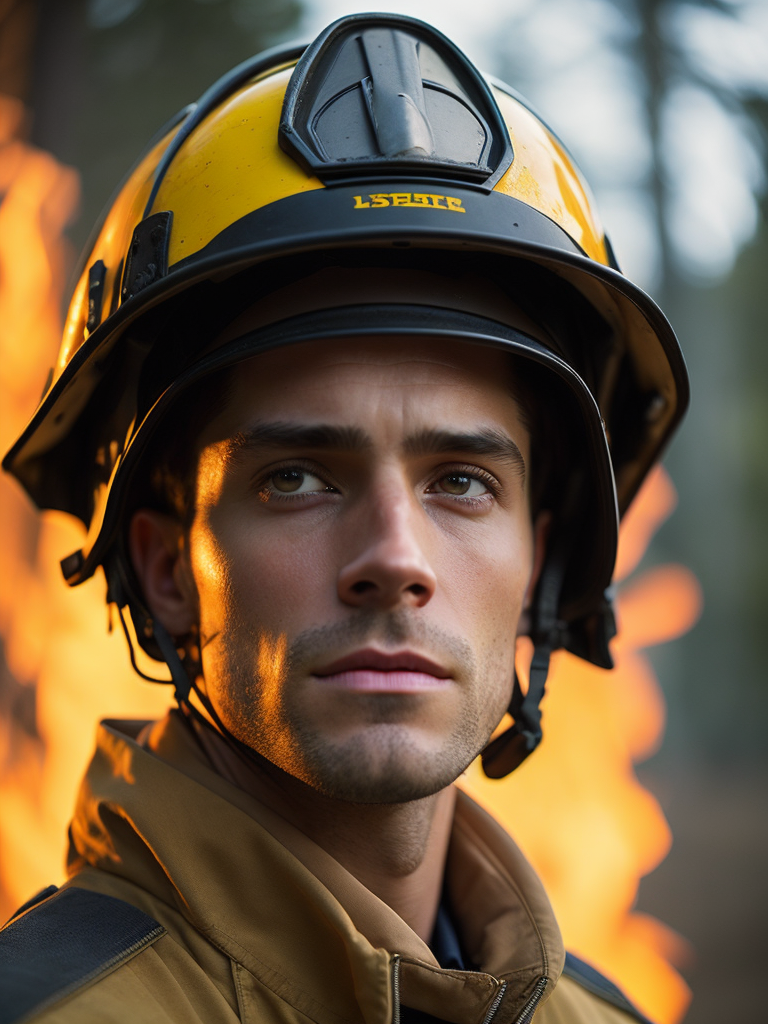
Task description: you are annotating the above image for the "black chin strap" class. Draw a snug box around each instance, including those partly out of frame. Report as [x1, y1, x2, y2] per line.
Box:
[480, 541, 569, 780]
[113, 603, 193, 707]
[150, 618, 193, 706]
[111, 576, 271, 772]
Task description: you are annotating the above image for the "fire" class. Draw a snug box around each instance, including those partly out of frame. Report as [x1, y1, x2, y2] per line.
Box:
[0, 97, 701, 1023]
[0, 95, 169, 916]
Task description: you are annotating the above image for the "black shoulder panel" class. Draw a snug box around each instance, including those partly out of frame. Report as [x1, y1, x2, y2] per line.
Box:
[563, 952, 654, 1024]
[0, 886, 165, 1024]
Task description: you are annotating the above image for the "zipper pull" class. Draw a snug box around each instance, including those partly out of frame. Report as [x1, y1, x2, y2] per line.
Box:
[482, 980, 508, 1023]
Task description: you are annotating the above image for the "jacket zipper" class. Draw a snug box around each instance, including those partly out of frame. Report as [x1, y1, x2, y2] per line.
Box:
[513, 976, 548, 1024]
[391, 954, 401, 1024]
[482, 981, 508, 1024]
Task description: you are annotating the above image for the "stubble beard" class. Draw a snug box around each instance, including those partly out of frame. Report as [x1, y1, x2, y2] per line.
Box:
[208, 610, 514, 804]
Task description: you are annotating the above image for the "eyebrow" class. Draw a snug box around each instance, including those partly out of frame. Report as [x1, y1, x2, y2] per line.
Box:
[224, 422, 372, 460]
[404, 428, 526, 479]
[224, 421, 525, 479]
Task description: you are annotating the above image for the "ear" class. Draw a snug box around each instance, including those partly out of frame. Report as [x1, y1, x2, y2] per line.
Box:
[129, 509, 198, 637]
[524, 509, 552, 610]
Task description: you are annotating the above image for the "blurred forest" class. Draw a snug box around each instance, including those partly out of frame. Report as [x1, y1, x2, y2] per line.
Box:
[1, 1, 766, 1021]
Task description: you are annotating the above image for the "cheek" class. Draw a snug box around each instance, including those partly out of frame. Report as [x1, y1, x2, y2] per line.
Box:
[437, 518, 534, 629]
[188, 515, 232, 635]
[437, 520, 533, 711]
[190, 510, 334, 639]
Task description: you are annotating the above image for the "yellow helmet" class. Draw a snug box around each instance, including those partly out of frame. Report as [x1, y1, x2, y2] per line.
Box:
[3, 13, 687, 772]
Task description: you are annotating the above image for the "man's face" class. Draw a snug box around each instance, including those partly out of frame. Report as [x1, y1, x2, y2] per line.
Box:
[185, 336, 544, 803]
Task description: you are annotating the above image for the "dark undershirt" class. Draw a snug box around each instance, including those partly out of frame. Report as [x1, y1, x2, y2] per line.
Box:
[429, 897, 470, 971]
[398, 896, 472, 1024]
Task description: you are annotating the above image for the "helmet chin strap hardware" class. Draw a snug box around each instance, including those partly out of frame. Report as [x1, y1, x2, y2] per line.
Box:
[480, 644, 553, 779]
[112, 601, 192, 707]
[480, 539, 570, 780]
[107, 560, 193, 706]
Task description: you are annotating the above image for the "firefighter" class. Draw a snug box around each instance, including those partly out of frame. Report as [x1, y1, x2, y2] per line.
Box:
[0, 14, 687, 1023]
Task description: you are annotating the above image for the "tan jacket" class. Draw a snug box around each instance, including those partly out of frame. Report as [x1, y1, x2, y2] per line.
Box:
[13, 714, 645, 1023]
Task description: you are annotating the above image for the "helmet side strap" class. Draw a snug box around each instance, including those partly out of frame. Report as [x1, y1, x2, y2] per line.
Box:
[107, 556, 194, 705]
[108, 554, 263, 751]
[479, 554, 567, 779]
[151, 618, 193, 706]
[480, 485, 578, 779]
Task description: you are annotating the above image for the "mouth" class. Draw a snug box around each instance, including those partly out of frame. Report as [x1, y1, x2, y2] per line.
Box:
[312, 648, 452, 693]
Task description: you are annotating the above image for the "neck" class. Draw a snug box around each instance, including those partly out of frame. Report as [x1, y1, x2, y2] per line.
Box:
[195, 718, 456, 943]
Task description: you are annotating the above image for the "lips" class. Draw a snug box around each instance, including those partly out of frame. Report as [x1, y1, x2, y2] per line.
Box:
[312, 648, 451, 692]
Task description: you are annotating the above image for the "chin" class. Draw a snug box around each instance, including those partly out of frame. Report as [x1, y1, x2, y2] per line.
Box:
[294, 725, 480, 805]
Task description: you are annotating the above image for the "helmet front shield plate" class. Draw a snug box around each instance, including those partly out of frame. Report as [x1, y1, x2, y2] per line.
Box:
[278, 13, 513, 187]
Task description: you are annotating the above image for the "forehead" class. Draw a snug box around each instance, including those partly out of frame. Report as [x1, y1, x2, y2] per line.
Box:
[207, 335, 529, 442]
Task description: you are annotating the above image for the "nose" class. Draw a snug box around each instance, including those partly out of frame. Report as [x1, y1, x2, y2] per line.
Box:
[337, 485, 437, 611]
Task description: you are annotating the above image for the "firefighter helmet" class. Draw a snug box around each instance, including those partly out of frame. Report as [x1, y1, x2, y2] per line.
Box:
[3, 13, 688, 775]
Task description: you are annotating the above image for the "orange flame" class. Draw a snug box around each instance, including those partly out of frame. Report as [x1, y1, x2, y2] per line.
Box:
[0, 98, 701, 1023]
[0, 96, 170, 915]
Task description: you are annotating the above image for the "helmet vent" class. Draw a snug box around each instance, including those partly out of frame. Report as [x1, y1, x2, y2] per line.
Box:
[279, 14, 513, 187]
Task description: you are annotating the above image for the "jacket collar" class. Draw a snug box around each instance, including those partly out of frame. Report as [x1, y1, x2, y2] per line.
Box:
[68, 714, 564, 1024]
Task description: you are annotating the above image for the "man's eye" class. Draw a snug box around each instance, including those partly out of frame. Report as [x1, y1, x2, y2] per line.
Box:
[270, 469, 327, 494]
[434, 473, 489, 497]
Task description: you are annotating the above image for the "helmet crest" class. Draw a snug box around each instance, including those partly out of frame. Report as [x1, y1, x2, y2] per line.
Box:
[278, 14, 512, 184]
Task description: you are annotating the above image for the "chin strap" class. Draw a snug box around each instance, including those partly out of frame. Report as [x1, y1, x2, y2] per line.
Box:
[113, 602, 194, 707]
[480, 538, 570, 780]
[109, 567, 270, 772]
[107, 554, 194, 707]
[150, 618, 193, 706]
